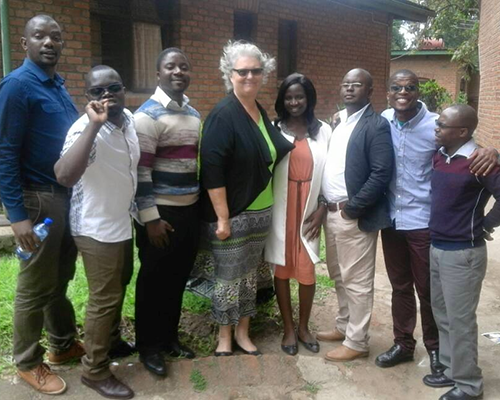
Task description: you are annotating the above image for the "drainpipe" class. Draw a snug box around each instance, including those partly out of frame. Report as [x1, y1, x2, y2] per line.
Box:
[1, 0, 11, 76]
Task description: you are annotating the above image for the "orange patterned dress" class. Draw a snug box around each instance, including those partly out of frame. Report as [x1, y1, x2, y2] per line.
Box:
[274, 138, 315, 285]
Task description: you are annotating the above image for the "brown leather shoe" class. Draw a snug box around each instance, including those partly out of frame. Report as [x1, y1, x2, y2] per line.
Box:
[81, 374, 134, 399]
[325, 345, 369, 362]
[316, 329, 345, 342]
[48, 341, 85, 365]
[18, 363, 67, 395]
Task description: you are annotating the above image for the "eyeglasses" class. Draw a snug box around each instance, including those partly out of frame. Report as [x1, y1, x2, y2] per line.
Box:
[389, 85, 418, 93]
[340, 82, 363, 89]
[232, 68, 264, 77]
[435, 120, 465, 129]
[87, 83, 124, 98]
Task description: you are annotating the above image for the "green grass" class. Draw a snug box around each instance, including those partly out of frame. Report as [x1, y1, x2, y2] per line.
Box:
[190, 368, 207, 392]
[302, 381, 322, 395]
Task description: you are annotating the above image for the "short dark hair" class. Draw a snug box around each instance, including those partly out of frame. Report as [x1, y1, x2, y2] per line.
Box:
[24, 14, 59, 38]
[85, 65, 122, 88]
[446, 104, 479, 136]
[274, 73, 321, 139]
[388, 69, 419, 87]
[156, 47, 189, 71]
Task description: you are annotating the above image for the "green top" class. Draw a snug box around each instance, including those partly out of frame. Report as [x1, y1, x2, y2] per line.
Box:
[247, 116, 277, 210]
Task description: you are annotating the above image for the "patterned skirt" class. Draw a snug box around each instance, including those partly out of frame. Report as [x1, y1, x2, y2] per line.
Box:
[188, 207, 273, 325]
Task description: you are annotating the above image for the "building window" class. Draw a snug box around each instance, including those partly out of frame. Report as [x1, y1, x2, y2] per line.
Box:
[234, 11, 256, 42]
[278, 19, 297, 79]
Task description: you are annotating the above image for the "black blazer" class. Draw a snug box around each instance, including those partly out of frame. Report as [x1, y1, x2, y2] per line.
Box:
[200, 92, 294, 223]
[343, 104, 394, 232]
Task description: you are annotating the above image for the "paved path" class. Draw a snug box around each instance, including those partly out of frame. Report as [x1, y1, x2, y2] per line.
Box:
[1, 234, 500, 399]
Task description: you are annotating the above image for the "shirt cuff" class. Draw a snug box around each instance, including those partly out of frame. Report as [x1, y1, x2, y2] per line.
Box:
[139, 206, 161, 224]
[5, 206, 29, 224]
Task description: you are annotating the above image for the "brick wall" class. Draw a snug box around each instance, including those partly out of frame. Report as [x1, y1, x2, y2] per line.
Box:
[390, 54, 461, 99]
[0, 0, 92, 108]
[476, 0, 500, 147]
[1, 0, 392, 119]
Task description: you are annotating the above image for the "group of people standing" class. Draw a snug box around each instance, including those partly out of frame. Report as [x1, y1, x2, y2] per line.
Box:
[0, 13, 499, 400]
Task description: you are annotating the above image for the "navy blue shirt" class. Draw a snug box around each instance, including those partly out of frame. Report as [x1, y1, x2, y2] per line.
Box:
[0, 59, 78, 223]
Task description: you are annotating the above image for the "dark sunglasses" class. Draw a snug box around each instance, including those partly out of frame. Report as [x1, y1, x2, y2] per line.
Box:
[390, 84, 418, 93]
[232, 68, 264, 77]
[435, 120, 466, 130]
[87, 83, 124, 98]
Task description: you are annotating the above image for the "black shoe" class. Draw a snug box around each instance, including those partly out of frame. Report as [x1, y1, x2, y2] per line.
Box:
[423, 373, 455, 388]
[281, 343, 298, 356]
[439, 387, 483, 400]
[139, 353, 167, 377]
[214, 351, 233, 357]
[81, 374, 134, 399]
[297, 336, 320, 354]
[429, 349, 446, 374]
[234, 341, 262, 356]
[375, 344, 414, 368]
[109, 340, 136, 360]
[164, 342, 195, 359]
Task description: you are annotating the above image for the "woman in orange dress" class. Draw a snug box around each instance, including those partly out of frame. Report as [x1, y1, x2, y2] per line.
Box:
[265, 73, 331, 355]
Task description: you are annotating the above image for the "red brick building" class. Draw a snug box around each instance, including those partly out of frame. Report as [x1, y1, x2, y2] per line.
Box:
[0, 0, 433, 119]
[476, 0, 500, 147]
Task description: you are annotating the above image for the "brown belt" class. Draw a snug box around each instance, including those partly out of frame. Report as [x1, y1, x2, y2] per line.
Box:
[327, 201, 347, 212]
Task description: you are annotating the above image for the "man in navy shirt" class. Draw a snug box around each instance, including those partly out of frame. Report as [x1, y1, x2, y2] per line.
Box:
[0, 15, 84, 395]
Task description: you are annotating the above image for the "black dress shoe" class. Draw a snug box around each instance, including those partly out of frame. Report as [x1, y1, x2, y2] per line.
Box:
[234, 341, 262, 356]
[375, 344, 414, 368]
[439, 387, 483, 400]
[423, 373, 455, 388]
[164, 342, 195, 359]
[139, 353, 167, 377]
[109, 340, 136, 360]
[297, 336, 320, 353]
[81, 374, 134, 399]
[429, 349, 446, 374]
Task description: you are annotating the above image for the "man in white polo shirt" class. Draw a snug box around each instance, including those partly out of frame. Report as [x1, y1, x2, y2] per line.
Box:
[317, 68, 394, 362]
[54, 65, 139, 399]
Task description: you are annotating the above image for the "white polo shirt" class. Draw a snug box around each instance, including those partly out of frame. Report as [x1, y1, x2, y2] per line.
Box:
[322, 103, 370, 203]
[62, 109, 140, 243]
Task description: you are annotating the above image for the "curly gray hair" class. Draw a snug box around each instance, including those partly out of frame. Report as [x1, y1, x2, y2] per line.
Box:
[219, 41, 276, 92]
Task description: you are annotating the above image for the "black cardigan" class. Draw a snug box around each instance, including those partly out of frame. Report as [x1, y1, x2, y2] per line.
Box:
[200, 92, 294, 223]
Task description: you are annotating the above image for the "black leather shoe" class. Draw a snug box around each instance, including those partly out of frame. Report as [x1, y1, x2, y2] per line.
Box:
[281, 343, 298, 356]
[109, 340, 136, 360]
[439, 387, 483, 400]
[234, 341, 262, 356]
[375, 344, 414, 368]
[139, 353, 167, 377]
[164, 342, 195, 359]
[81, 374, 134, 399]
[297, 336, 320, 353]
[423, 373, 455, 388]
[429, 349, 446, 374]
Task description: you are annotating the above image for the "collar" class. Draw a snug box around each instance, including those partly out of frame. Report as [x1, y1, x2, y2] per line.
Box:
[23, 58, 64, 85]
[153, 86, 189, 109]
[389, 100, 428, 130]
[340, 102, 370, 124]
[102, 108, 133, 133]
[439, 138, 477, 164]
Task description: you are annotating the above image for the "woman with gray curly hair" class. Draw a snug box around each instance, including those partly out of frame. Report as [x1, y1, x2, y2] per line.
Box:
[191, 41, 294, 356]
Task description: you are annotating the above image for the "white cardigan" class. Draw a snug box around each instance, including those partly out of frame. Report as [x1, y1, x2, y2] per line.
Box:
[265, 121, 332, 266]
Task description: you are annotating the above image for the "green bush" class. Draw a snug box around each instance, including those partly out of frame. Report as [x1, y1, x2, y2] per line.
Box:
[419, 80, 452, 113]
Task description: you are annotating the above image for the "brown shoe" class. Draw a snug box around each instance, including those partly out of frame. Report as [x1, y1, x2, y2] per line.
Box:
[325, 345, 369, 362]
[48, 341, 85, 365]
[316, 329, 345, 342]
[81, 374, 134, 399]
[18, 363, 67, 395]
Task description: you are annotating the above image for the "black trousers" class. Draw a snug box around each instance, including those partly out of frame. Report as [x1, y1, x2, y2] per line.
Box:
[134, 202, 200, 355]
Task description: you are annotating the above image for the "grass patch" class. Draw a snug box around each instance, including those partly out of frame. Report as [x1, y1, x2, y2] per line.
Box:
[190, 368, 207, 392]
[302, 381, 322, 395]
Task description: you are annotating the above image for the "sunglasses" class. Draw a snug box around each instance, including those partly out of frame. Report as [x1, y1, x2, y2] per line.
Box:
[232, 68, 264, 77]
[435, 120, 466, 130]
[87, 83, 124, 98]
[390, 84, 418, 93]
[340, 82, 363, 89]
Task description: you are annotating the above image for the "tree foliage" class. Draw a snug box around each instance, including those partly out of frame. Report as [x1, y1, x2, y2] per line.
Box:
[392, 19, 407, 50]
[407, 0, 479, 79]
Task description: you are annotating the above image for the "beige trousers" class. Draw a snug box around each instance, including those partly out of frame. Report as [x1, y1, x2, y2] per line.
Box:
[324, 210, 378, 352]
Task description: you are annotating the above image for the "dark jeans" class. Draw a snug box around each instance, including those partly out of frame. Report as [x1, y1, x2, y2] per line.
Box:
[134, 202, 200, 355]
[12, 189, 78, 370]
[381, 227, 439, 352]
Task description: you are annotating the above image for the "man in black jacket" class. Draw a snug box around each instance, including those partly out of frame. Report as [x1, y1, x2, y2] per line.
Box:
[317, 68, 394, 361]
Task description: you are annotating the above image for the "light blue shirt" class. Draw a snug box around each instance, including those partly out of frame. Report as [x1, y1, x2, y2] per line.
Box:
[381, 101, 438, 230]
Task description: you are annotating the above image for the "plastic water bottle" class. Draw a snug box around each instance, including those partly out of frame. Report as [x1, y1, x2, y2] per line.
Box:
[15, 218, 53, 260]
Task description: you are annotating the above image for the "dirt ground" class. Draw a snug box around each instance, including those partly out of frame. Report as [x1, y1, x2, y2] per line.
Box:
[1, 234, 500, 399]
